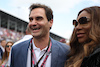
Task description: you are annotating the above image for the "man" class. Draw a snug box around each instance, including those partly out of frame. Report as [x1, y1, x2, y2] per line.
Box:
[0, 39, 6, 63]
[0, 40, 6, 58]
[10, 3, 70, 67]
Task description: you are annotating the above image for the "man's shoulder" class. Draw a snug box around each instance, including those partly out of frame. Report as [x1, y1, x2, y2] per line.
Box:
[12, 39, 31, 50]
[13, 36, 32, 46]
[56, 41, 70, 51]
[51, 38, 70, 50]
[51, 38, 70, 59]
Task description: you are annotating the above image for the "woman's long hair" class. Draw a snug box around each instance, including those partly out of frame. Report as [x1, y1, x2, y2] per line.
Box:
[0, 41, 13, 65]
[65, 6, 100, 67]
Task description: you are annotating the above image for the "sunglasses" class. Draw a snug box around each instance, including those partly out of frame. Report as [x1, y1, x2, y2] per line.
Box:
[6, 45, 12, 48]
[73, 17, 90, 27]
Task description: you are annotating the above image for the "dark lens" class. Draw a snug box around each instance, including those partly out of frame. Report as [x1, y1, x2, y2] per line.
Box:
[79, 17, 87, 24]
[6, 45, 12, 47]
[6, 45, 9, 47]
[73, 20, 78, 27]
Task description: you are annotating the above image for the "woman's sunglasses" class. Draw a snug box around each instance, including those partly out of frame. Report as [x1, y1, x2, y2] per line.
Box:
[73, 17, 90, 27]
[6, 45, 12, 48]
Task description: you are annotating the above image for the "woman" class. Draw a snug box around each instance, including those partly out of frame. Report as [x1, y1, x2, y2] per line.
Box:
[65, 6, 100, 67]
[0, 41, 13, 67]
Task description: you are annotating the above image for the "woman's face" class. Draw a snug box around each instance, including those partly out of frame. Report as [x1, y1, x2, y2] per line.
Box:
[75, 11, 92, 44]
[6, 43, 13, 53]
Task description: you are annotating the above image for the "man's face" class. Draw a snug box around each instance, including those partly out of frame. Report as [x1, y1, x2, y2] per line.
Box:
[28, 8, 53, 38]
[1, 40, 6, 47]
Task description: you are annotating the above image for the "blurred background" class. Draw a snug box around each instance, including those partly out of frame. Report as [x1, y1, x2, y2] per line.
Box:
[0, 0, 100, 43]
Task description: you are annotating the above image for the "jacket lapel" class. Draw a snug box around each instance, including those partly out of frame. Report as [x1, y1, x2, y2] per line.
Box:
[21, 39, 31, 67]
[51, 38, 59, 67]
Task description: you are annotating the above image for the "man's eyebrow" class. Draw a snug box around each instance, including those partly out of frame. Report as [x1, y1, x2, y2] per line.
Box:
[36, 16, 43, 20]
[29, 17, 33, 20]
[36, 16, 43, 18]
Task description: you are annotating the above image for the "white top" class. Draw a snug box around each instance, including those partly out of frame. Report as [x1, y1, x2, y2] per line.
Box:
[13, 35, 33, 46]
[27, 40, 51, 67]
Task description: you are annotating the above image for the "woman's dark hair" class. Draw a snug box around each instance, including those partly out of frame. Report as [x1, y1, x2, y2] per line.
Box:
[0, 41, 13, 66]
[65, 6, 100, 67]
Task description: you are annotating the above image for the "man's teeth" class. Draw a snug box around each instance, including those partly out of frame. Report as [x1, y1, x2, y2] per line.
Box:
[33, 28, 39, 30]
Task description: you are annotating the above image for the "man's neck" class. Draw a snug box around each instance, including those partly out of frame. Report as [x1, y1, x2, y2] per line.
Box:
[33, 37, 50, 50]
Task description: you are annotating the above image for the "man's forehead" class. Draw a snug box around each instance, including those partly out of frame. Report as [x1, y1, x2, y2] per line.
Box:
[29, 15, 44, 18]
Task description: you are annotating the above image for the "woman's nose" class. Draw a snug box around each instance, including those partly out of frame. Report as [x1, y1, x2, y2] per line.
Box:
[75, 23, 82, 30]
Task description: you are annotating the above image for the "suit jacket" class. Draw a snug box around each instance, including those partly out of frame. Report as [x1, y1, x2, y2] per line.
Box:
[0, 47, 3, 59]
[10, 37, 70, 67]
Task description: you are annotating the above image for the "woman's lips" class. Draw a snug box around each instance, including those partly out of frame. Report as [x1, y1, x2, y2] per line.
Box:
[77, 33, 85, 38]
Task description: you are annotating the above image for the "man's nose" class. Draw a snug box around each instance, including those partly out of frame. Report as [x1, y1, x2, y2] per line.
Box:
[30, 19, 37, 25]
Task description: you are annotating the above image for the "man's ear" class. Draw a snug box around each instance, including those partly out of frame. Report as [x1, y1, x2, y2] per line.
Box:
[49, 19, 53, 29]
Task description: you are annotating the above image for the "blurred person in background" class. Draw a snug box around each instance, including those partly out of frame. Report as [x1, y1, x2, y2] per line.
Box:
[60, 39, 66, 43]
[0, 40, 6, 62]
[7, 25, 33, 66]
[0, 41, 13, 67]
[65, 6, 100, 67]
[60, 39, 70, 45]
[13, 25, 33, 46]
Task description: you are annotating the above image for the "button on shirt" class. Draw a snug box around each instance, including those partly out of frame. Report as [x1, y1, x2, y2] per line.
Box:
[27, 40, 51, 67]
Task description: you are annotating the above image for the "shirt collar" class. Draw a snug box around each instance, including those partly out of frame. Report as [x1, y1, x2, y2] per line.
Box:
[32, 40, 48, 51]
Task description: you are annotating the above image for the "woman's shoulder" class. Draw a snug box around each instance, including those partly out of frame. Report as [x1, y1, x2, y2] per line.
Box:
[91, 45, 100, 56]
[81, 47, 100, 67]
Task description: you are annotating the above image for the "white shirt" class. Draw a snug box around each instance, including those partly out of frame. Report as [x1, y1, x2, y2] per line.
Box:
[27, 40, 51, 67]
[13, 35, 33, 46]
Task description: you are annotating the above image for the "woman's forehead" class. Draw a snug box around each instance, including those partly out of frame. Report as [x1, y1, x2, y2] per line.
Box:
[77, 11, 90, 20]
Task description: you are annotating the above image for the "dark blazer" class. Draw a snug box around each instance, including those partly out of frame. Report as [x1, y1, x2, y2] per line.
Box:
[10, 37, 70, 67]
[0, 47, 3, 59]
